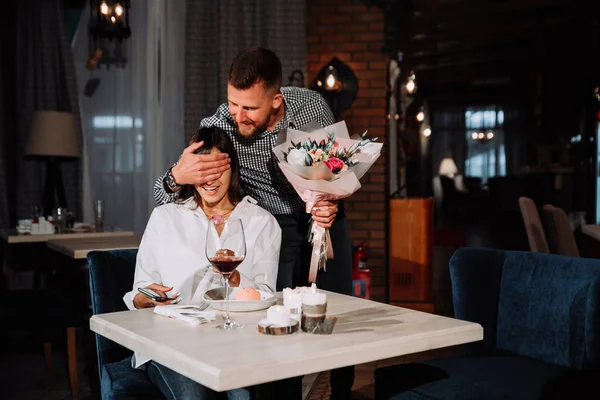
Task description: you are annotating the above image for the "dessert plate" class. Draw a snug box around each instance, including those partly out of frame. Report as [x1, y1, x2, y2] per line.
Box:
[203, 287, 277, 312]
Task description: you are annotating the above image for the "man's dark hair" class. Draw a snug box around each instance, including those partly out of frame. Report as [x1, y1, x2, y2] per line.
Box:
[176, 127, 245, 207]
[228, 47, 282, 92]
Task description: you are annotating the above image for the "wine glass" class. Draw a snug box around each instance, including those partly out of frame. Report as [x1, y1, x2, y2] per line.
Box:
[206, 218, 246, 330]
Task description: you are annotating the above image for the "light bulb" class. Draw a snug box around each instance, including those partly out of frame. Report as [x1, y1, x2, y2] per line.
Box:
[486, 132, 494, 140]
[478, 132, 484, 139]
[406, 80, 415, 94]
[100, 2, 109, 15]
[471, 132, 478, 140]
[423, 128, 431, 137]
[110, 16, 116, 23]
[416, 111, 424, 122]
[115, 4, 123, 16]
[326, 74, 336, 89]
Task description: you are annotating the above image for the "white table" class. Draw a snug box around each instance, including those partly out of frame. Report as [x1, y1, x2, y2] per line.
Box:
[47, 235, 141, 259]
[91, 291, 482, 392]
[582, 225, 600, 241]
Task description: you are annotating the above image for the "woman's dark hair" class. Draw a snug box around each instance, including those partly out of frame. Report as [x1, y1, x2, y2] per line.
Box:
[176, 126, 245, 207]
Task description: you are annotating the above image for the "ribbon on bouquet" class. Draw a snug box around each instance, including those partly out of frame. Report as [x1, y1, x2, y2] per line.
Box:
[306, 200, 335, 283]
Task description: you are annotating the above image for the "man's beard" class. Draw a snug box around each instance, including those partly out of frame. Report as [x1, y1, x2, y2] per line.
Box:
[235, 119, 269, 138]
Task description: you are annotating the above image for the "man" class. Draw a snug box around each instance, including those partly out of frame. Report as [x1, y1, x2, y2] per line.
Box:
[153, 47, 354, 400]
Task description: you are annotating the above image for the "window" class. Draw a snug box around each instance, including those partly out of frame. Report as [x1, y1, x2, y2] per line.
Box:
[465, 106, 506, 182]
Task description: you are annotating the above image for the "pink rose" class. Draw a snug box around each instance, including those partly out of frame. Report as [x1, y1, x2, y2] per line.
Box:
[323, 157, 345, 173]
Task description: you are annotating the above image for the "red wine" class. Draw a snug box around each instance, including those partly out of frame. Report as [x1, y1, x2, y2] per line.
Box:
[209, 256, 244, 274]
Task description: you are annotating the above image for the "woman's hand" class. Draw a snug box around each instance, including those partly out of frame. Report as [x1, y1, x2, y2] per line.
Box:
[133, 283, 176, 309]
[212, 269, 241, 287]
[311, 200, 338, 228]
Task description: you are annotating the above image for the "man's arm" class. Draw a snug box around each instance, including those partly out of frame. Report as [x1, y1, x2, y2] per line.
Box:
[152, 108, 231, 206]
[153, 166, 179, 206]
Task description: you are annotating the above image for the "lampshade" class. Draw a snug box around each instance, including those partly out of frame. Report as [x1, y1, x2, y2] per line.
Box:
[26, 111, 80, 158]
[439, 158, 458, 176]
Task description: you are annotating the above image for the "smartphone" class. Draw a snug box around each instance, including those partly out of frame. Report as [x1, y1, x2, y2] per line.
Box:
[137, 287, 178, 302]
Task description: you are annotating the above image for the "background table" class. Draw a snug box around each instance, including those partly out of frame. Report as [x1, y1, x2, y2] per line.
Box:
[47, 235, 141, 259]
[0, 229, 134, 244]
[91, 291, 482, 392]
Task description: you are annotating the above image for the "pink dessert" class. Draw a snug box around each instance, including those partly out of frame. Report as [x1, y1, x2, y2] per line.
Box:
[235, 287, 261, 301]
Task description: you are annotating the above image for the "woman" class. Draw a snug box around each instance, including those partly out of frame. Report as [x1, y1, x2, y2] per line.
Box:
[102, 127, 281, 400]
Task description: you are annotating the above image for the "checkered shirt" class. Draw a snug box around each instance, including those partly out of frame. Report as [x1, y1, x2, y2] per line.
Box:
[153, 87, 335, 215]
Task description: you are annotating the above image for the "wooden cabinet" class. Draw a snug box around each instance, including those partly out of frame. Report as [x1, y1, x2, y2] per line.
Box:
[388, 198, 434, 310]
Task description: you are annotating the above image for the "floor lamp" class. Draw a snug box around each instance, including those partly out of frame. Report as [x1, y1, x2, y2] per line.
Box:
[25, 111, 80, 217]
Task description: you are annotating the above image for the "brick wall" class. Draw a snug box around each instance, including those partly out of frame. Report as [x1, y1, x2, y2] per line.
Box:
[307, 0, 388, 302]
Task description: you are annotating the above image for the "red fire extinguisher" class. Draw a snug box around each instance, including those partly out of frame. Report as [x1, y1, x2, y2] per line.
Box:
[352, 241, 371, 299]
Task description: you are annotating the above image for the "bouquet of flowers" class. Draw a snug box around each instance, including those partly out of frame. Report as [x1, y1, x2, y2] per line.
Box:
[273, 121, 382, 282]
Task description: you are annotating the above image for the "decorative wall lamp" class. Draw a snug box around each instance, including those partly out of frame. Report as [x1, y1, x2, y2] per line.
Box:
[312, 57, 358, 119]
[87, 0, 131, 69]
[405, 71, 417, 95]
[288, 69, 305, 87]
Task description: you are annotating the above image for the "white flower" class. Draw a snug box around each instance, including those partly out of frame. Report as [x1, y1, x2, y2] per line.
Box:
[287, 148, 308, 168]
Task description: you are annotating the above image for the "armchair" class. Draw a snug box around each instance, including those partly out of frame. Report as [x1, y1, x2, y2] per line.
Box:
[87, 249, 163, 399]
[374, 248, 600, 399]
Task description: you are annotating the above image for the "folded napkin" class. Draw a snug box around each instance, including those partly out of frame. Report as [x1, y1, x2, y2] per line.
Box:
[153, 304, 216, 326]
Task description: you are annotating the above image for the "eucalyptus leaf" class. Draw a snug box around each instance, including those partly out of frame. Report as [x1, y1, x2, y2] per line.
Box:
[304, 153, 314, 166]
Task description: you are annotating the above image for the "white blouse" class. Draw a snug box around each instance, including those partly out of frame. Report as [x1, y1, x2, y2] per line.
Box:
[123, 196, 281, 310]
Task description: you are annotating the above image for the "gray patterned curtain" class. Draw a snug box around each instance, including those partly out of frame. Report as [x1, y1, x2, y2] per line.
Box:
[184, 0, 307, 139]
[9, 0, 83, 223]
[0, 1, 18, 228]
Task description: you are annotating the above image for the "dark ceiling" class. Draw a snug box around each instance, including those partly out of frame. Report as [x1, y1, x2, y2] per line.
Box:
[368, 0, 599, 93]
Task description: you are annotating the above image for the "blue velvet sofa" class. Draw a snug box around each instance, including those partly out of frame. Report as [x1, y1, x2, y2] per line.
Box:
[374, 248, 600, 399]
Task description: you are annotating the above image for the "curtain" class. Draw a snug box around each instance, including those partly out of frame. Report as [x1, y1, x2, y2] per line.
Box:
[0, 1, 16, 228]
[430, 105, 467, 176]
[72, 0, 186, 233]
[184, 0, 307, 139]
[0, 0, 83, 228]
[503, 106, 525, 175]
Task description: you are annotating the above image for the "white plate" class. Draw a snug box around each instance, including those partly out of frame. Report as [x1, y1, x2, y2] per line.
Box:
[203, 287, 277, 312]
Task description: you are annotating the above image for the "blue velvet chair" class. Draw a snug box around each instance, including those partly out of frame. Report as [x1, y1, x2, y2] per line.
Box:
[88, 249, 163, 399]
[374, 248, 600, 399]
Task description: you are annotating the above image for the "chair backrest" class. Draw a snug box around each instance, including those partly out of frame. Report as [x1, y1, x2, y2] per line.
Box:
[518, 196, 550, 253]
[87, 249, 138, 379]
[542, 204, 580, 257]
[450, 248, 600, 370]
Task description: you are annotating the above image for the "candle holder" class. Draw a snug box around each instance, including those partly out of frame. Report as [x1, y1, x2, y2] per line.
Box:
[301, 302, 337, 334]
[257, 319, 300, 335]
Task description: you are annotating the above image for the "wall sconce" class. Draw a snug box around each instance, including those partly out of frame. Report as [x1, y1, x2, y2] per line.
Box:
[288, 69, 305, 88]
[88, 0, 131, 69]
[312, 57, 358, 119]
[405, 71, 417, 95]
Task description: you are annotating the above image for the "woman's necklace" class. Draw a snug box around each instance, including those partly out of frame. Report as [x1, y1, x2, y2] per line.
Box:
[204, 208, 234, 221]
